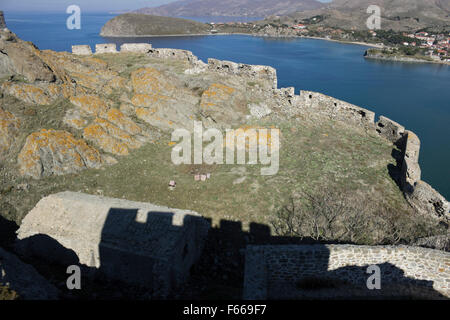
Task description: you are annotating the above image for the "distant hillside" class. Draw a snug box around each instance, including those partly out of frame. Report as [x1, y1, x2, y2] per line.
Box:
[288, 0, 450, 31]
[134, 0, 324, 18]
[100, 14, 211, 37]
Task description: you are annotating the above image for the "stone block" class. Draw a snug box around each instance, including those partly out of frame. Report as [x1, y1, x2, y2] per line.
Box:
[16, 192, 210, 298]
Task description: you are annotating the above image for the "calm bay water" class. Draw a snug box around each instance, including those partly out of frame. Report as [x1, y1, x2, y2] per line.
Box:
[5, 12, 450, 199]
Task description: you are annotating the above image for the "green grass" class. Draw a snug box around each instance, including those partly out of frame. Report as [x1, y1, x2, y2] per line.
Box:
[2, 117, 408, 234]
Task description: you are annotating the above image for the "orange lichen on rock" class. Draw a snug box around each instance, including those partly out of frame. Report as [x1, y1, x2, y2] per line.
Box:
[83, 118, 142, 155]
[104, 76, 131, 95]
[131, 67, 174, 95]
[106, 108, 142, 135]
[70, 95, 109, 117]
[18, 129, 103, 179]
[0, 108, 21, 155]
[1, 81, 54, 105]
[200, 83, 236, 110]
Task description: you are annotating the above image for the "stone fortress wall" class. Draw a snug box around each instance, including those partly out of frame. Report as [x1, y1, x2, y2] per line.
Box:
[72, 43, 449, 220]
[244, 244, 450, 299]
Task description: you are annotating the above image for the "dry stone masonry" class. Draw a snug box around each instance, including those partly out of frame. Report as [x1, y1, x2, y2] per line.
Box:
[71, 45, 92, 55]
[244, 245, 450, 299]
[0, 11, 6, 29]
[207, 58, 278, 89]
[120, 43, 152, 53]
[16, 192, 210, 298]
[95, 43, 118, 54]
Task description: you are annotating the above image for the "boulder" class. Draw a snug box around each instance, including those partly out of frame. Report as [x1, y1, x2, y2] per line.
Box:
[0, 247, 58, 300]
[18, 129, 104, 179]
[16, 192, 210, 298]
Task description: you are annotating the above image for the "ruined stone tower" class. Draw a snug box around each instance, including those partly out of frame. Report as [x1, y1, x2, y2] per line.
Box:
[0, 11, 6, 29]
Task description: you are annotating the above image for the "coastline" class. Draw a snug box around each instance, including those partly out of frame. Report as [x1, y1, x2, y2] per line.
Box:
[364, 53, 450, 66]
[100, 32, 448, 65]
[100, 31, 384, 48]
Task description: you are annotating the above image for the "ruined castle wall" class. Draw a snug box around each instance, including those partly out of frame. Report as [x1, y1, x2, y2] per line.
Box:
[244, 244, 450, 300]
[95, 43, 117, 54]
[0, 11, 6, 29]
[120, 43, 152, 53]
[207, 58, 278, 89]
[296, 90, 375, 127]
[71, 45, 92, 55]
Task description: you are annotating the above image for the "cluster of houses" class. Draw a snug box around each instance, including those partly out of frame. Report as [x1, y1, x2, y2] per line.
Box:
[403, 31, 450, 61]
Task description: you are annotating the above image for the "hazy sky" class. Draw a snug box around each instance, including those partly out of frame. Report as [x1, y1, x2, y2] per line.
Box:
[1, 0, 332, 13]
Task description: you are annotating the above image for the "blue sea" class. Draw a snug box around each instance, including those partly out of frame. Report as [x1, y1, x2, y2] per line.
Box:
[5, 12, 450, 199]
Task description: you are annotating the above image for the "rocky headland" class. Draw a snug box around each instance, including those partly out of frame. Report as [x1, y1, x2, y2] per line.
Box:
[100, 14, 212, 37]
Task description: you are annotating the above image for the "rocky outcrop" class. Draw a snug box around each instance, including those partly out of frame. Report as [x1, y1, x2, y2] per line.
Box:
[18, 129, 104, 179]
[83, 118, 142, 156]
[130, 67, 196, 130]
[0, 29, 55, 82]
[200, 83, 246, 126]
[1, 81, 56, 105]
[0, 107, 20, 156]
[69, 95, 110, 117]
[16, 192, 210, 298]
[0, 247, 58, 300]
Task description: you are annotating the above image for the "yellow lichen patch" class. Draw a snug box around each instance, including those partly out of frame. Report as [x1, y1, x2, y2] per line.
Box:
[200, 83, 236, 110]
[0, 108, 21, 155]
[130, 67, 174, 95]
[83, 118, 142, 155]
[106, 108, 142, 135]
[83, 123, 129, 156]
[1, 82, 53, 105]
[70, 95, 109, 117]
[18, 129, 103, 179]
[46, 83, 61, 98]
